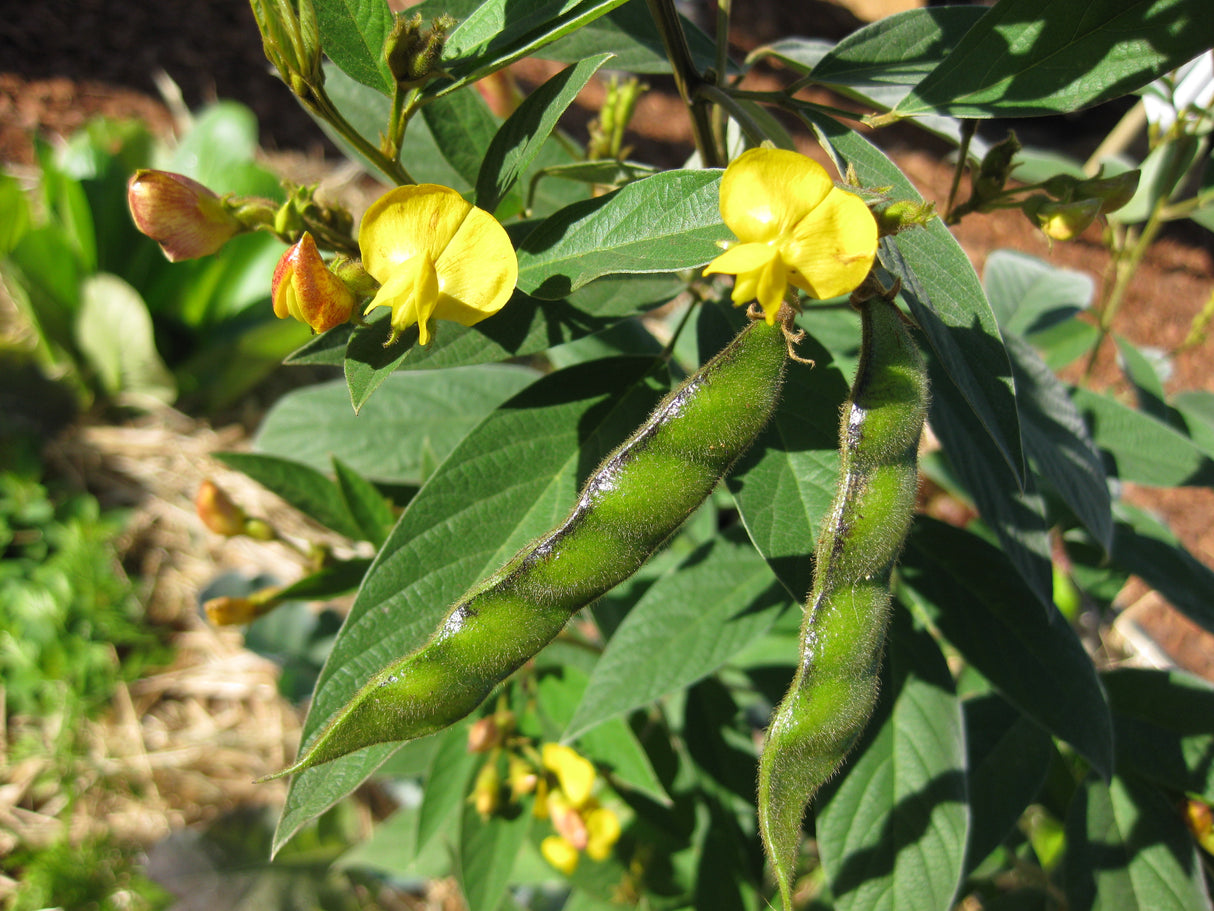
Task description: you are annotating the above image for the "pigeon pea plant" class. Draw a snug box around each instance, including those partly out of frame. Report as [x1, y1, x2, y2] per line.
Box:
[143, 0, 1214, 907]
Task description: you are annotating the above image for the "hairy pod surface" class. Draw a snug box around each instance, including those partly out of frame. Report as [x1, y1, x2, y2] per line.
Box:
[276, 315, 789, 776]
[758, 298, 928, 908]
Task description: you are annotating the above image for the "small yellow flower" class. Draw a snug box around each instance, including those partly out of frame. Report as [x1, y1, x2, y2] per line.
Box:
[541, 743, 596, 808]
[541, 835, 581, 875]
[584, 806, 621, 861]
[703, 148, 878, 322]
[359, 184, 517, 346]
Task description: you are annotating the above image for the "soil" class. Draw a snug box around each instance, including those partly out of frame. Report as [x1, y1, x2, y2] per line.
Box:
[1, 0, 1212, 881]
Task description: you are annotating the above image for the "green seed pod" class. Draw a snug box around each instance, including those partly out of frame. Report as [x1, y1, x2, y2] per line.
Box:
[758, 298, 928, 908]
[273, 313, 790, 777]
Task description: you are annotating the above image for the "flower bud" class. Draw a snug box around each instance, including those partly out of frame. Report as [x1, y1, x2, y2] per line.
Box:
[1023, 195, 1102, 242]
[204, 585, 283, 626]
[548, 793, 589, 850]
[204, 595, 261, 626]
[385, 13, 454, 89]
[272, 232, 357, 333]
[1076, 170, 1140, 215]
[196, 480, 248, 536]
[128, 170, 243, 261]
[973, 131, 1021, 202]
[508, 755, 538, 798]
[471, 762, 502, 817]
[467, 715, 504, 753]
[874, 199, 937, 237]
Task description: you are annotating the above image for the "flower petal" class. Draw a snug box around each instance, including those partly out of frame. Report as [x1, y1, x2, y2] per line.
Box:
[783, 186, 878, 300]
[584, 807, 621, 861]
[541, 835, 580, 875]
[719, 148, 833, 244]
[542, 743, 596, 808]
[359, 184, 472, 277]
[364, 250, 441, 344]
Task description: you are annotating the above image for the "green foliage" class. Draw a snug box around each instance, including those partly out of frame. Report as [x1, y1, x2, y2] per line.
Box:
[0, 104, 307, 412]
[152, 0, 1214, 907]
[3, 836, 172, 911]
[0, 470, 168, 721]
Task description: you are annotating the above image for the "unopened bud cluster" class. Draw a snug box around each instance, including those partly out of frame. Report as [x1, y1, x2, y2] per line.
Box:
[385, 13, 455, 89]
[950, 129, 1140, 241]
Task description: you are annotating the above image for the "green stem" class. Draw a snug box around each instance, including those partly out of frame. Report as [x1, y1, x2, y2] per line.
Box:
[945, 120, 977, 222]
[644, 0, 721, 167]
[305, 84, 414, 186]
[1082, 199, 1166, 380]
[698, 84, 768, 146]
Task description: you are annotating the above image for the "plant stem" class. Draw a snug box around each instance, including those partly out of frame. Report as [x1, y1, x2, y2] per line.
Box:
[644, 0, 721, 167]
[1082, 200, 1166, 380]
[945, 120, 976, 222]
[305, 84, 415, 186]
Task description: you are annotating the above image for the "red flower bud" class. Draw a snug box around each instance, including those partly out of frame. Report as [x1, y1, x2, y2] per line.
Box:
[195, 479, 248, 536]
[127, 169, 242, 261]
[272, 232, 357, 333]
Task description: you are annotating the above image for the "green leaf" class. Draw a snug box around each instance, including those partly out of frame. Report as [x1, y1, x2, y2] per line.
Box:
[274, 558, 373, 602]
[1065, 773, 1212, 911]
[962, 691, 1054, 874]
[1007, 334, 1113, 550]
[213, 452, 363, 540]
[982, 249, 1093, 338]
[817, 605, 968, 911]
[531, 667, 668, 805]
[332, 457, 396, 547]
[314, 0, 395, 93]
[812, 118, 1024, 483]
[1071, 386, 1212, 486]
[540, 0, 720, 74]
[515, 169, 729, 299]
[161, 102, 267, 192]
[459, 801, 534, 911]
[721, 305, 852, 601]
[0, 170, 31, 254]
[274, 357, 666, 852]
[75, 274, 176, 405]
[901, 518, 1114, 778]
[1173, 390, 1214, 461]
[1111, 501, 1214, 634]
[563, 526, 792, 741]
[1115, 133, 1201, 224]
[927, 354, 1054, 607]
[335, 801, 454, 880]
[332, 275, 682, 409]
[1113, 334, 1170, 421]
[416, 721, 481, 853]
[476, 54, 612, 213]
[255, 366, 537, 483]
[810, 6, 988, 87]
[437, 0, 631, 94]
[895, 0, 1213, 118]
[1103, 667, 1214, 802]
[767, 38, 972, 147]
[422, 87, 502, 192]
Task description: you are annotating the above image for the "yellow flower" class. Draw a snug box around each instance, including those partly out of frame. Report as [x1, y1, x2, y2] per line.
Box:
[541, 835, 581, 875]
[584, 806, 621, 861]
[703, 148, 878, 322]
[359, 184, 517, 346]
[541, 743, 596, 808]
